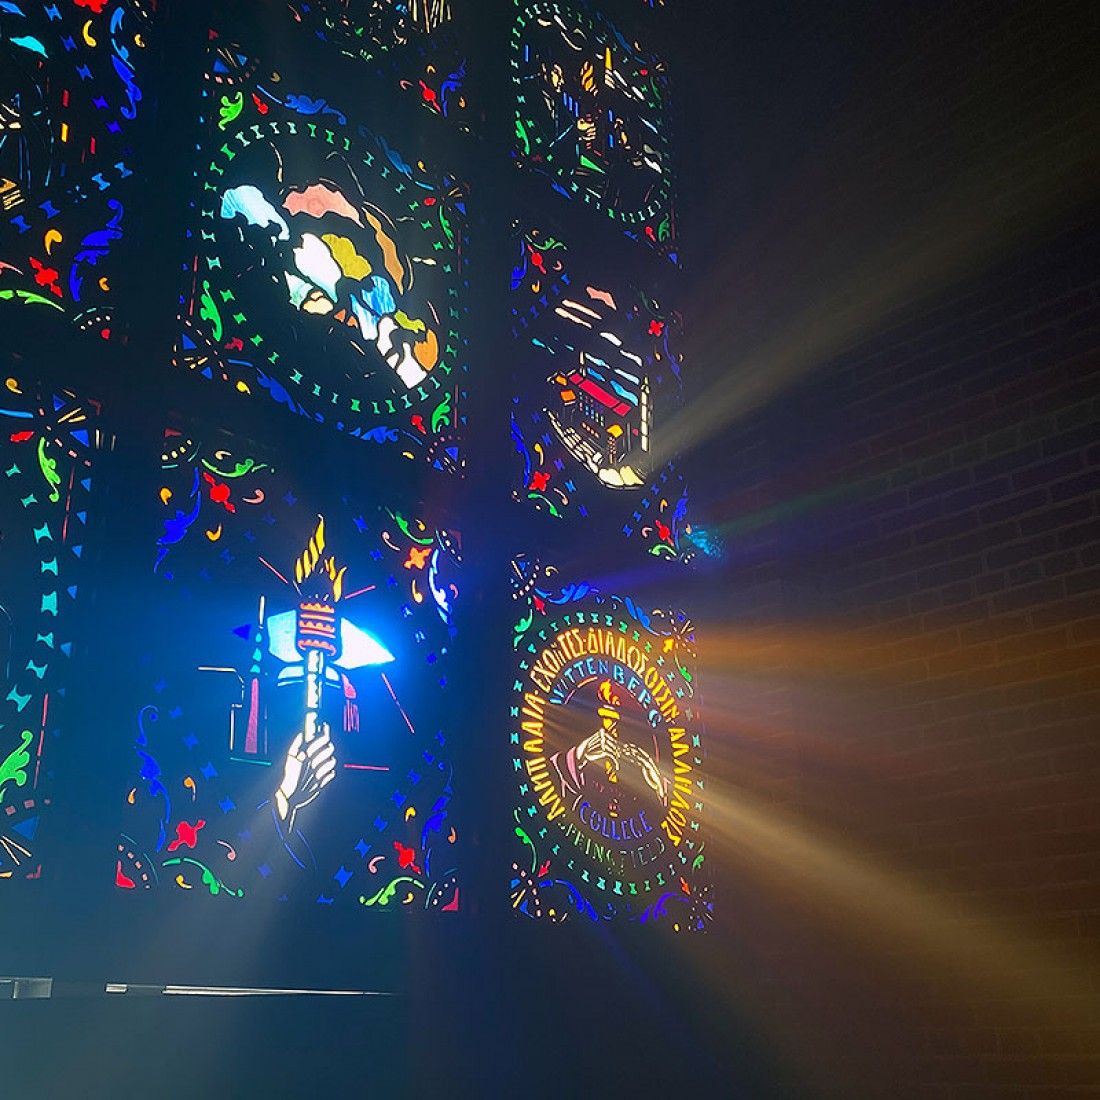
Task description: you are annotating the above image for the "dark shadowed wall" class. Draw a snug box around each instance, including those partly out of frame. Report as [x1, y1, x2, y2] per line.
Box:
[681, 0, 1100, 1094]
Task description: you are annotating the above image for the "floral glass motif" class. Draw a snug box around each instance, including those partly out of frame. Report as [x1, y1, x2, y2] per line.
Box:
[290, 1, 473, 133]
[117, 425, 461, 910]
[509, 556, 710, 930]
[510, 223, 696, 561]
[174, 36, 468, 471]
[395, 37, 472, 134]
[0, 0, 158, 339]
[512, 0, 675, 261]
[0, 373, 102, 879]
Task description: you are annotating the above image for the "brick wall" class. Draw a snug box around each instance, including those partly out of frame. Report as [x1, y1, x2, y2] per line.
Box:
[681, 3, 1100, 1093]
[755, 214, 1100, 1097]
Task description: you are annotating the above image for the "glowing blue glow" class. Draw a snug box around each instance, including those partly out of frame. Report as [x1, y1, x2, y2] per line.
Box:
[337, 619, 395, 668]
[266, 611, 394, 668]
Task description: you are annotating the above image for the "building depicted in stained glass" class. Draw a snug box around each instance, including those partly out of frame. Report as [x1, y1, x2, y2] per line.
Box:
[510, 220, 694, 558]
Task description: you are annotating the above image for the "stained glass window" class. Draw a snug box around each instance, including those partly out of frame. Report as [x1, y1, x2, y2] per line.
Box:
[509, 555, 710, 929]
[0, 369, 104, 879]
[396, 37, 473, 134]
[512, 0, 676, 262]
[0, 0, 705, 946]
[115, 421, 461, 910]
[0, 0, 157, 338]
[174, 35, 468, 468]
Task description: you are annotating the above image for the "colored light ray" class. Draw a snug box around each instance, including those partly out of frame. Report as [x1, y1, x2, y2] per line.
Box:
[257, 556, 290, 587]
[685, 624, 1099, 1088]
[696, 777, 1100, 1058]
[704, 418, 988, 543]
[649, 99, 1098, 472]
[33, 691, 48, 788]
[692, 624, 1100, 691]
[342, 585, 377, 601]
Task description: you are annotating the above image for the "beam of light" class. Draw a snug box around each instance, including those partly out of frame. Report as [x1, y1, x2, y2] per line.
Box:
[699, 338, 1088, 543]
[656, 69, 1099, 469]
[679, 616, 1100, 1089]
[341, 584, 377, 600]
[699, 779, 1100, 1035]
[693, 623, 1100, 695]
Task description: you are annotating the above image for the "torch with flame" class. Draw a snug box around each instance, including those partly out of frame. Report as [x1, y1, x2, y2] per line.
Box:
[597, 679, 621, 785]
[292, 516, 346, 745]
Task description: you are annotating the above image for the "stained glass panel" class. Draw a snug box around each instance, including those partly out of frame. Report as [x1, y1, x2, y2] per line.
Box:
[510, 222, 696, 560]
[288, 2, 474, 134]
[0, 370, 104, 880]
[115, 422, 462, 911]
[174, 36, 468, 469]
[292, 0, 453, 63]
[512, 0, 675, 261]
[509, 555, 711, 929]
